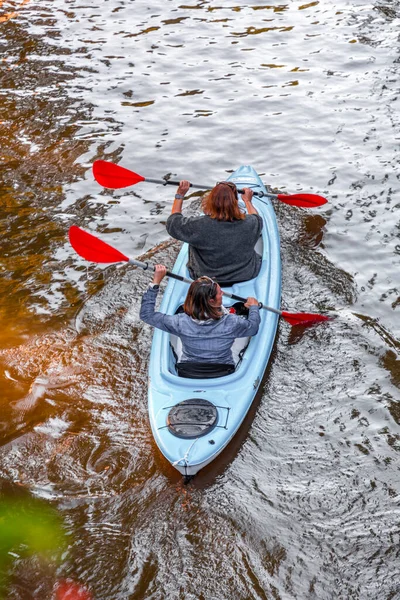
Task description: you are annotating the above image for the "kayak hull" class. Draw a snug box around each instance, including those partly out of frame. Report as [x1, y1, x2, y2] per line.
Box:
[147, 166, 281, 477]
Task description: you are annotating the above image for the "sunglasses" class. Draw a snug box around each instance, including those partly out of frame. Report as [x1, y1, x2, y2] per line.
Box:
[197, 276, 217, 295]
[216, 181, 237, 192]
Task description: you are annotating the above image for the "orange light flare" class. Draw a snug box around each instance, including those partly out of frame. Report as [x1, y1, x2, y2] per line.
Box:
[0, 0, 31, 23]
[55, 580, 93, 600]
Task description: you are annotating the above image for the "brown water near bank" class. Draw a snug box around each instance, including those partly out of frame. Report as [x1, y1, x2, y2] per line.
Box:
[1, 1, 399, 598]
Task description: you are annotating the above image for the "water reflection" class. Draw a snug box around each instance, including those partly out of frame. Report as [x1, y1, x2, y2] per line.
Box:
[297, 213, 327, 248]
[0, 18, 102, 339]
[0, 0, 31, 24]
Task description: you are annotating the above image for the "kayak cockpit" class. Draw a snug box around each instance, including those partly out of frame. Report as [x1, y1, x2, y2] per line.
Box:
[169, 304, 251, 379]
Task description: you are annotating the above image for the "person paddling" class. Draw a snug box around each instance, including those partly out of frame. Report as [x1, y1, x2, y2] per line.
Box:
[166, 180, 262, 287]
[140, 265, 260, 377]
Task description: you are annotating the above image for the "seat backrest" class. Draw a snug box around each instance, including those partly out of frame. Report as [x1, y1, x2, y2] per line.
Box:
[176, 362, 235, 379]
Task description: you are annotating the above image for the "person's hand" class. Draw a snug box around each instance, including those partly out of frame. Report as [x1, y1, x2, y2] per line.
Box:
[176, 180, 190, 197]
[241, 187, 253, 203]
[244, 296, 259, 308]
[153, 264, 167, 285]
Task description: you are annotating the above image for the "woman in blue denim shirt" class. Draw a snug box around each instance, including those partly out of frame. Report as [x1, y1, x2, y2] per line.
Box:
[140, 266, 260, 371]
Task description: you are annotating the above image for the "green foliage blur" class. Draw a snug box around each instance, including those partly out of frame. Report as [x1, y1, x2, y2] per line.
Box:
[0, 487, 66, 599]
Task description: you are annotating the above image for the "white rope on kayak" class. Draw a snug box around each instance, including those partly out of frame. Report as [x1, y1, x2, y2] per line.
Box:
[172, 438, 199, 467]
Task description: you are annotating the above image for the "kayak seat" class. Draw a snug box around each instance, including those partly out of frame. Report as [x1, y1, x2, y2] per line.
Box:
[176, 362, 235, 379]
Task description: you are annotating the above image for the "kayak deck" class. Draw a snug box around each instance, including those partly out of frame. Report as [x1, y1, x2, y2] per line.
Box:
[147, 166, 281, 477]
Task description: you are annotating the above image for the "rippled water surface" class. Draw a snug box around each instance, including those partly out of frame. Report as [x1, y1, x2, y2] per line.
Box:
[1, 1, 399, 598]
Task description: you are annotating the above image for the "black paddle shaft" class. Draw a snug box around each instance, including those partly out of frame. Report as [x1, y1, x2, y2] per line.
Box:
[145, 177, 264, 197]
[128, 258, 192, 284]
[128, 258, 280, 313]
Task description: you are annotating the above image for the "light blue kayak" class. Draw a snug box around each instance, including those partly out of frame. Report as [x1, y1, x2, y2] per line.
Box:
[147, 165, 281, 479]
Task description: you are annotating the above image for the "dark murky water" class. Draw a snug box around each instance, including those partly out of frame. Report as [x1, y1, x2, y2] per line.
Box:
[1, 1, 399, 598]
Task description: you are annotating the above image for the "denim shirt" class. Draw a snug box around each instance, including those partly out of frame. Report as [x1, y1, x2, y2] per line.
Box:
[140, 287, 261, 365]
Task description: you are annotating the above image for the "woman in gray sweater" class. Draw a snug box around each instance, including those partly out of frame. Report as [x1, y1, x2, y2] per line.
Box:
[166, 180, 262, 287]
[140, 266, 260, 376]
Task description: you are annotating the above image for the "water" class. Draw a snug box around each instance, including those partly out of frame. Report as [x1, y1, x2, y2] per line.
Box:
[0, 1, 399, 598]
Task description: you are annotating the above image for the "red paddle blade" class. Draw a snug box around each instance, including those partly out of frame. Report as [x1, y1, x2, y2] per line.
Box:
[277, 193, 327, 208]
[281, 311, 331, 327]
[92, 160, 145, 189]
[69, 226, 129, 263]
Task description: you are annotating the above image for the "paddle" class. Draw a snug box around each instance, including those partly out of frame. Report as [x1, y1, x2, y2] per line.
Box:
[69, 226, 330, 327]
[92, 160, 328, 208]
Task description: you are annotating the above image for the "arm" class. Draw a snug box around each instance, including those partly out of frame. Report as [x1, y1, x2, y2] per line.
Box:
[139, 266, 181, 334]
[241, 187, 259, 216]
[166, 213, 202, 244]
[230, 299, 261, 337]
[170, 179, 191, 215]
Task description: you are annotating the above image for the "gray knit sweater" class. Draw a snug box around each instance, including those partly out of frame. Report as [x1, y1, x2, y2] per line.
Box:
[166, 213, 263, 284]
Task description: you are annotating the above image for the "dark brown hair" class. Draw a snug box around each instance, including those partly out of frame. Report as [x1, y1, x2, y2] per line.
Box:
[183, 277, 222, 321]
[202, 182, 245, 222]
